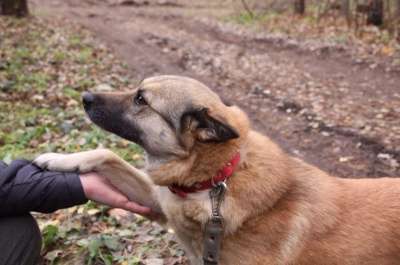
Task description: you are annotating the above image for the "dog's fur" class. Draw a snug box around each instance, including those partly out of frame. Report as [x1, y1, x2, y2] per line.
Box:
[35, 75, 400, 265]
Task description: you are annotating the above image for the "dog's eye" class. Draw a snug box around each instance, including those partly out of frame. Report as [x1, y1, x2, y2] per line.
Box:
[134, 91, 147, 106]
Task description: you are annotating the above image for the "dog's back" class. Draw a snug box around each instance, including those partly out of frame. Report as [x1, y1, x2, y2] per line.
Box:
[215, 130, 400, 264]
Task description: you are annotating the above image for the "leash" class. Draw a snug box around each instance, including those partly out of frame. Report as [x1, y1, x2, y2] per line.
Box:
[168, 153, 240, 264]
[203, 182, 227, 265]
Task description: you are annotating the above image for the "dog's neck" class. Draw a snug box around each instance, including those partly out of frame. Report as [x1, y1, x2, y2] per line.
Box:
[146, 104, 251, 187]
[146, 139, 244, 187]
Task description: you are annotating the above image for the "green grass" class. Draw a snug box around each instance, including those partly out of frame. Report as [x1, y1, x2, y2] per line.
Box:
[227, 4, 400, 53]
[0, 16, 143, 163]
[0, 16, 184, 265]
[228, 11, 270, 25]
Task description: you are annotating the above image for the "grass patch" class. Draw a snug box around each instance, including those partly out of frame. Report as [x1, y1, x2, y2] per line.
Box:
[0, 16, 184, 264]
[227, 6, 400, 59]
[229, 12, 265, 25]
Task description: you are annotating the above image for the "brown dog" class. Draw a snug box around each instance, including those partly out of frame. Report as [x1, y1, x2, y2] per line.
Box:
[35, 75, 400, 264]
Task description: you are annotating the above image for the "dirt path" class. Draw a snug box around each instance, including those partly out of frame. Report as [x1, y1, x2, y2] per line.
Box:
[33, 0, 400, 178]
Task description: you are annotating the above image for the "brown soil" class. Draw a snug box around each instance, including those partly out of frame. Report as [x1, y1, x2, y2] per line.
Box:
[32, 0, 400, 178]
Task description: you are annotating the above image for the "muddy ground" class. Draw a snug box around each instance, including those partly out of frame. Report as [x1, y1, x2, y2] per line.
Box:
[32, 0, 400, 178]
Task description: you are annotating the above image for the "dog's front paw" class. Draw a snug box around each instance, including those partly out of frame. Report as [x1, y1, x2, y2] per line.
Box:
[34, 153, 81, 172]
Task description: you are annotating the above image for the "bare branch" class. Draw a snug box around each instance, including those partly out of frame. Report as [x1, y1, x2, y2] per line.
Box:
[239, 0, 255, 18]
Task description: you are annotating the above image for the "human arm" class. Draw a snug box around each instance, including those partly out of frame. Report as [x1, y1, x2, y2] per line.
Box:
[0, 160, 152, 217]
[0, 159, 87, 217]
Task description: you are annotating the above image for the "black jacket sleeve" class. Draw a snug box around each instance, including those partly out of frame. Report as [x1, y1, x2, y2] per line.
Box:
[0, 159, 88, 217]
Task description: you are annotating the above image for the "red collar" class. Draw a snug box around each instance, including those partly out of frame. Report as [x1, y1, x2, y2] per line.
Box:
[168, 152, 241, 198]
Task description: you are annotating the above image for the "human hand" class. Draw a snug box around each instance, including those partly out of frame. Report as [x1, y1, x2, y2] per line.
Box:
[79, 172, 153, 216]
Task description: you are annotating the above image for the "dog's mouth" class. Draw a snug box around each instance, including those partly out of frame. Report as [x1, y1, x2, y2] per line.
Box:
[82, 92, 144, 146]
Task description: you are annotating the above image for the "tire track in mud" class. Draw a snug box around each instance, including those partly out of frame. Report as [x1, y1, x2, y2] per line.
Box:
[35, 0, 400, 178]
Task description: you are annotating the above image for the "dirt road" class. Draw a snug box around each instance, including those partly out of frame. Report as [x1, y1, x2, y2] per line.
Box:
[32, 0, 400, 178]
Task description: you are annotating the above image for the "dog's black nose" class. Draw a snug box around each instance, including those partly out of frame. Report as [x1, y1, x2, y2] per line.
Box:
[82, 92, 94, 109]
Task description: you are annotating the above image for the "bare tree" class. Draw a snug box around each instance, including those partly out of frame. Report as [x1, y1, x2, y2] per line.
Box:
[367, 0, 384, 26]
[239, 0, 255, 18]
[294, 0, 306, 15]
[398, 0, 400, 18]
[397, 0, 400, 40]
[341, 0, 351, 25]
[0, 0, 29, 17]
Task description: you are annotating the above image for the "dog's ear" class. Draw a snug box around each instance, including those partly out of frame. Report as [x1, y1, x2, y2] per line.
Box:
[181, 108, 239, 143]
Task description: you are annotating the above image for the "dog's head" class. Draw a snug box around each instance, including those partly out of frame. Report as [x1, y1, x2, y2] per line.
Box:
[83, 75, 249, 184]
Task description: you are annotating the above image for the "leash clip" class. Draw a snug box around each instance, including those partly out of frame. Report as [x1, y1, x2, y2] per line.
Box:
[203, 182, 227, 265]
[209, 182, 226, 217]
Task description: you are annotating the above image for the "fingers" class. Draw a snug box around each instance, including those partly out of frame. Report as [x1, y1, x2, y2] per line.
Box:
[123, 201, 153, 215]
[80, 172, 154, 216]
[108, 192, 152, 215]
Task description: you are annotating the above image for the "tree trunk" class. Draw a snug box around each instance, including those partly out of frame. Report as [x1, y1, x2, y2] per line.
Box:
[397, 0, 400, 41]
[367, 0, 383, 26]
[1, 0, 29, 17]
[341, 0, 351, 25]
[294, 0, 306, 15]
[398, 0, 400, 18]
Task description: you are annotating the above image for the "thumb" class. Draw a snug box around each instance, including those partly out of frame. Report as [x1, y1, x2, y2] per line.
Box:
[121, 201, 152, 215]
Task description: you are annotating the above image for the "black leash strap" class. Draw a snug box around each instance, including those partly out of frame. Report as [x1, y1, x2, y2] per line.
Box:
[203, 182, 227, 265]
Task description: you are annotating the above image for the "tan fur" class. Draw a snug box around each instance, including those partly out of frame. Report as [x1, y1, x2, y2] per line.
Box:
[35, 76, 400, 265]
